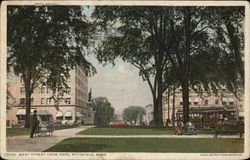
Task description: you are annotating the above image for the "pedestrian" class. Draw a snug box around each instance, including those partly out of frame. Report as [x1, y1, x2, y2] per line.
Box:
[30, 110, 39, 138]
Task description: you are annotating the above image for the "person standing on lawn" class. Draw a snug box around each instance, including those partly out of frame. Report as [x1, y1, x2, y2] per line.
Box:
[30, 110, 39, 138]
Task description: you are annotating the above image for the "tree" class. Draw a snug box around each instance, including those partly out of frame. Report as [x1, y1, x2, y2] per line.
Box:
[210, 7, 244, 90]
[92, 6, 245, 124]
[92, 97, 114, 126]
[93, 6, 179, 126]
[122, 106, 145, 124]
[7, 6, 96, 128]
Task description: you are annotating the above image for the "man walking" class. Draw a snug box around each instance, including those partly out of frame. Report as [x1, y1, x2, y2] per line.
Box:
[30, 110, 39, 138]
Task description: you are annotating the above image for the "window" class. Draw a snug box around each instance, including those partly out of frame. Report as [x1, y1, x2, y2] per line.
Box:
[67, 87, 71, 94]
[180, 102, 183, 105]
[46, 98, 51, 104]
[215, 98, 219, 105]
[65, 98, 71, 104]
[41, 98, 45, 104]
[56, 116, 63, 120]
[194, 101, 198, 105]
[229, 98, 234, 105]
[65, 116, 72, 120]
[41, 87, 45, 93]
[222, 97, 227, 105]
[46, 88, 51, 93]
[66, 75, 71, 80]
[204, 98, 209, 105]
[20, 76, 23, 83]
[31, 98, 34, 104]
[20, 98, 25, 104]
[20, 87, 25, 94]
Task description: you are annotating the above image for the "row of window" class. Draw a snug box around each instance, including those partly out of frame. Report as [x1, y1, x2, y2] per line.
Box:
[178, 100, 234, 105]
[20, 75, 71, 83]
[19, 98, 71, 105]
[20, 87, 71, 94]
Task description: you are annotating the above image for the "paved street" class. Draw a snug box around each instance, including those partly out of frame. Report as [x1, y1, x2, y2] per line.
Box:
[6, 126, 94, 152]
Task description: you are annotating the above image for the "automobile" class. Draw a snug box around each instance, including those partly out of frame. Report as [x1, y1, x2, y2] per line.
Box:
[109, 122, 129, 126]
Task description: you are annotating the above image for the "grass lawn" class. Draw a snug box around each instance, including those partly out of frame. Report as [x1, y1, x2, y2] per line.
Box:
[77, 126, 215, 135]
[6, 125, 80, 137]
[45, 138, 244, 153]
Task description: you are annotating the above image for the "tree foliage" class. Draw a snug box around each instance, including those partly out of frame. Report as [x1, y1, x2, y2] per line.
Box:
[93, 6, 178, 125]
[92, 6, 245, 124]
[122, 106, 145, 123]
[92, 97, 115, 126]
[7, 6, 96, 127]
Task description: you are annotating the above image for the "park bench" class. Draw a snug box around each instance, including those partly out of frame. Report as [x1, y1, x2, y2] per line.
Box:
[214, 123, 244, 138]
[34, 126, 54, 137]
[182, 126, 197, 135]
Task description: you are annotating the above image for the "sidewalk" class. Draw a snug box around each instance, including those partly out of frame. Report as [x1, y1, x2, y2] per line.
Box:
[6, 126, 242, 152]
[6, 126, 94, 152]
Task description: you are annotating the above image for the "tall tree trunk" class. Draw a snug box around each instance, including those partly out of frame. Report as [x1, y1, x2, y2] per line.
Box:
[172, 85, 176, 124]
[182, 80, 189, 124]
[153, 95, 158, 126]
[24, 77, 32, 128]
[157, 95, 163, 126]
[156, 72, 163, 126]
[167, 88, 170, 124]
[225, 22, 244, 85]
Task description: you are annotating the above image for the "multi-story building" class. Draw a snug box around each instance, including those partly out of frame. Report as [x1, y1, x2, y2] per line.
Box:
[162, 86, 244, 127]
[6, 65, 93, 127]
[144, 104, 154, 125]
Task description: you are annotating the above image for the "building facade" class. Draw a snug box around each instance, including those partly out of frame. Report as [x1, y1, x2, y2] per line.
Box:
[162, 86, 244, 127]
[144, 104, 154, 125]
[6, 65, 94, 127]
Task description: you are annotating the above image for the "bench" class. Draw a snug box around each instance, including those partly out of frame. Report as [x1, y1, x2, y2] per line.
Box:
[214, 123, 244, 138]
[34, 127, 54, 137]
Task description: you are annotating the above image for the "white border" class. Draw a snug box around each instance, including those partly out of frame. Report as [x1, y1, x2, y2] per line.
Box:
[1, 1, 249, 160]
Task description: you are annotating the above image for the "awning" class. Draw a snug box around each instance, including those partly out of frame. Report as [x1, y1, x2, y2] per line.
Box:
[76, 112, 83, 117]
[16, 109, 35, 115]
[65, 111, 72, 117]
[36, 110, 51, 116]
[56, 111, 63, 117]
[222, 97, 227, 101]
[239, 112, 244, 117]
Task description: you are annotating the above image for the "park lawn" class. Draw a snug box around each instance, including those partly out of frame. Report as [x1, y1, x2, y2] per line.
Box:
[77, 126, 175, 135]
[6, 125, 80, 137]
[77, 126, 215, 135]
[45, 138, 244, 153]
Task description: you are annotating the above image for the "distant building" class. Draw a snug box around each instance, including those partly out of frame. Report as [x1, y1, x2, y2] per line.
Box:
[162, 86, 244, 127]
[145, 104, 153, 125]
[6, 65, 94, 127]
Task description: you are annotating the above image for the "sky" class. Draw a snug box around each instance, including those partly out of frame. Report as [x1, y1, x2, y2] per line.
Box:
[82, 6, 152, 114]
[86, 54, 153, 114]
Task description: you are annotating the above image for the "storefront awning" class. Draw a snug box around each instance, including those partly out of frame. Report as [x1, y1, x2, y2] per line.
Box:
[65, 111, 72, 117]
[16, 109, 35, 115]
[56, 111, 63, 117]
[16, 109, 51, 115]
[36, 110, 51, 115]
[239, 112, 244, 117]
[76, 112, 83, 117]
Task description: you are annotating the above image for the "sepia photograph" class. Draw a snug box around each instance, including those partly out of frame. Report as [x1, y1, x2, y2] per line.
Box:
[0, 1, 249, 159]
